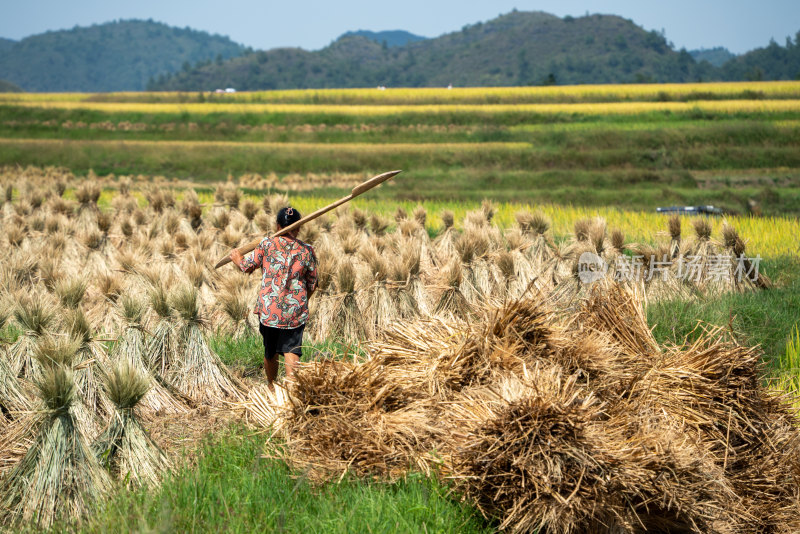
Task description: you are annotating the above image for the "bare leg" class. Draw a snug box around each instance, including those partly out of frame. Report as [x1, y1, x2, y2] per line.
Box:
[264, 355, 279, 390]
[284, 352, 301, 380]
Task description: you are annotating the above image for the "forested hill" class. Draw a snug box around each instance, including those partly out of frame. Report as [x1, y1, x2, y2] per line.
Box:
[689, 47, 735, 67]
[151, 11, 719, 90]
[4, 13, 798, 92]
[0, 20, 246, 91]
[0, 79, 22, 92]
[718, 36, 800, 81]
[0, 38, 15, 54]
[341, 30, 427, 48]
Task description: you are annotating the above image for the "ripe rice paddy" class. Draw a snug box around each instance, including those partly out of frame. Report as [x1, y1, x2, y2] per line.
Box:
[2, 80, 799, 104]
[6, 98, 800, 117]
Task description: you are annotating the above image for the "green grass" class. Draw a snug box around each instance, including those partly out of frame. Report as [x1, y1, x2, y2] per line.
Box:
[66, 428, 491, 534]
[3, 103, 800, 127]
[4, 140, 800, 213]
[0, 323, 20, 344]
[212, 332, 367, 379]
[2, 111, 798, 147]
[778, 324, 800, 394]
[3, 102, 800, 215]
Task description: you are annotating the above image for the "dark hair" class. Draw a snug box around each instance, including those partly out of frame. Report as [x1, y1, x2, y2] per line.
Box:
[276, 206, 302, 228]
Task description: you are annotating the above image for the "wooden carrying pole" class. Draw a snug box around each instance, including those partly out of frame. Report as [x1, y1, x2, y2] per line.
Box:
[214, 169, 402, 269]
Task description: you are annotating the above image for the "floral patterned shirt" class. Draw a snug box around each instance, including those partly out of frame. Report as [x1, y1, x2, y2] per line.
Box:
[240, 235, 318, 329]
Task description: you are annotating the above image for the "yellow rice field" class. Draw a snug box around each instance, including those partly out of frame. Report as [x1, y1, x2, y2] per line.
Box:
[221, 195, 800, 260]
[7, 99, 800, 116]
[2, 81, 799, 104]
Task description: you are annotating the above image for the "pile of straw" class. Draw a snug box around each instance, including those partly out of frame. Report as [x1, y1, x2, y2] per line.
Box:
[245, 282, 800, 533]
[262, 356, 443, 482]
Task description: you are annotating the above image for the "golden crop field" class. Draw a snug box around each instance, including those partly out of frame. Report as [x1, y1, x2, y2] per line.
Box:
[7, 98, 800, 116]
[2, 80, 800, 104]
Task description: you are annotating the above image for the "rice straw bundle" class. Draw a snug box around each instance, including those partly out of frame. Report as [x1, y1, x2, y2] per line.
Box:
[74, 181, 102, 211]
[433, 259, 471, 321]
[33, 334, 102, 438]
[328, 260, 367, 342]
[9, 292, 56, 378]
[0, 366, 111, 529]
[305, 248, 337, 342]
[351, 207, 369, 232]
[623, 328, 800, 531]
[667, 214, 682, 258]
[404, 244, 431, 315]
[65, 308, 113, 418]
[54, 277, 88, 309]
[145, 284, 178, 376]
[215, 272, 251, 338]
[266, 356, 443, 483]
[95, 270, 123, 303]
[575, 282, 658, 359]
[0, 407, 37, 476]
[433, 209, 457, 260]
[720, 222, 773, 290]
[39, 256, 63, 291]
[387, 247, 420, 319]
[0, 348, 32, 418]
[368, 214, 390, 236]
[169, 285, 242, 404]
[338, 226, 363, 256]
[93, 361, 171, 487]
[394, 206, 408, 222]
[431, 296, 559, 393]
[4, 253, 39, 290]
[447, 369, 629, 533]
[525, 221, 557, 270]
[359, 243, 396, 336]
[263, 193, 289, 216]
[114, 296, 187, 416]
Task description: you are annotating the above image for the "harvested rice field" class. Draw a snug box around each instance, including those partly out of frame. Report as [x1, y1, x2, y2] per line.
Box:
[1, 83, 800, 533]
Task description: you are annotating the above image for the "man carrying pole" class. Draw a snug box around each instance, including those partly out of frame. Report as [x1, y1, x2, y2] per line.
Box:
[229, 207, 317, 388]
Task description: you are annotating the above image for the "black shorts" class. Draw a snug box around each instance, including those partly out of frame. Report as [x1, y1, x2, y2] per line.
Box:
[259, 323, 305, 359]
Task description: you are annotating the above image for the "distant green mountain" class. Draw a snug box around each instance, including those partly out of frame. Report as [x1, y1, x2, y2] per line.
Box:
[341, 30, 427, 48]
[689, 47, 735, 67]
[0, 19, 246, 91]
[0, 79, 22, 92]
[152, 11, 717, 90]
[718, 35, 800, 81]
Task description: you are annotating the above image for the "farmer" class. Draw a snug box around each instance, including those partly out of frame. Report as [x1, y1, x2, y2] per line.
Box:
[229, 207, 317, 388]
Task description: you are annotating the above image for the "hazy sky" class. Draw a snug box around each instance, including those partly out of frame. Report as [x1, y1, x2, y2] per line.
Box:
[1, 0, 798, 54]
